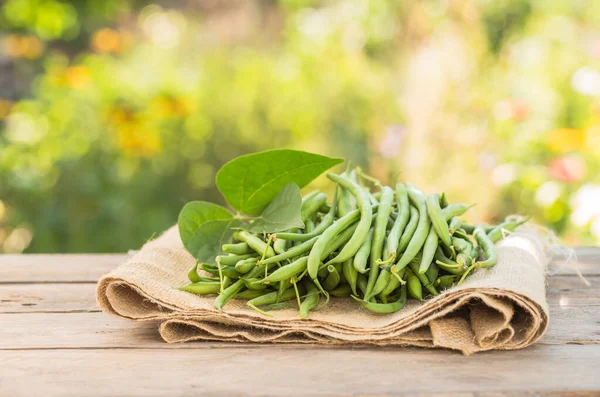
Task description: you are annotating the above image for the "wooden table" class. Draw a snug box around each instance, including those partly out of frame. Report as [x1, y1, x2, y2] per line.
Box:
[1, 250, 599, 397]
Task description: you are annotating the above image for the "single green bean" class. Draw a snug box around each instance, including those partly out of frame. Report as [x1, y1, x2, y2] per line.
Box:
[470, 245, 480, 262]
[323, 265, 341, 290]
[276, 278, 291, 303]
[366, 186, 395, 296]
[487, 217, 530, 243]
[419, 227, 438, 274]
[299, 281, 319, 318]
[187, 262, 201, 283]
[353, 228, 373, 274]
[440, 192, 449, 208]
[216, 253, 256, 267]
[243, 278, 269, 291]
[234, 289, 269, 300]
[275, 210, 335, 241]
[301, 192, 328, 222]
[177, 281, 221, 295]
[247, 287, 302, 313]
[214, 279, 245, 310]
[379, 267, 404, 298]
[366, 268, 391, 300]
[392, 187, 431, 273]
[234, 257, 259, 274]
[305, 218, 316, 233]
[474, 227, 498, 268]
[425, 260, 439, 284]
[222, 242, 253, 255]
[435, 275, 458, 288]
[441, 203, 475, 221]
[342, 258, 358, 295]
[326, 172, 374, 264]
[337, 174, 352, 218]
[354, 285, 407, 314]
[273, 237, 288, 255]
[426, 194, 452, 250]
[397, 206, 419, 253]
[356, 274, 368, 296]
[233, 230, 275, 258]
[407, 271, 423, 300]
[385, 182, 410, 260]
[260, 236, 319, 265]
[329, 284, 352, 297]
[409, 260, 438, 296]
[262, 256, 308, 284]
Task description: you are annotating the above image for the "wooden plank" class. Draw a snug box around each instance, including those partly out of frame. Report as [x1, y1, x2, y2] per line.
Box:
[1, 249, 599, 284]
[0, 284, 100, 313]
[0, 254, 127, 283]
[1, 345, 599, 397]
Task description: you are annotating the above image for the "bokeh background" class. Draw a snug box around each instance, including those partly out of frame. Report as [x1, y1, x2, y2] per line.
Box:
[0, 0, 598, 253]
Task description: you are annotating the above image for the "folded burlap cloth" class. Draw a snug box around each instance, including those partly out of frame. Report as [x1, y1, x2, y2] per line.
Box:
[96, 226, 549, 354]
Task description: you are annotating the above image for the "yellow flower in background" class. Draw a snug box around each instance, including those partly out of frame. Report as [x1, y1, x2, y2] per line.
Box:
[150, 95, 192, 119]
[62, 66, 91, 89]
[0, 99, 13, 120]
[584, 125, 600, 155]
[117, 126, 162, 157]
[2, 34, 44, 59]
[91, 28, 131, 54]
[546, 128, 584, 153]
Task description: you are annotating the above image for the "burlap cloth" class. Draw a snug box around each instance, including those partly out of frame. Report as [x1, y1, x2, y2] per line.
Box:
[96, 226, 549, 354]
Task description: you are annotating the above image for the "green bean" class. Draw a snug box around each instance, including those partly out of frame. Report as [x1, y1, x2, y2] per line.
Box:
[487, 217, 529, 243]
[337, 174, 352, 218]
[434, 247, 465, 275]
[177, 281, 221, 295]
[275, 209, 335, 241]
[366, 186, 395, 296]
[301, 192, 328, 222]
[305, 218, 316, 233]
[276, 278, 291, 303]
[307, 208, 361, 279]
[217, 266, 241, 279]
[234, 289, 268, 300]
[435, 275, 458, 288]
[323, 265, 341, 290]
[260, 236, 319, 265]
[470, 245, 480, 262]
[425, 260, 439, 284]
[222, 242, 253, 255]
[214, 279, 245, 311]
[409, 260, 438, 296]
[243, 278, 269, 290]
[440, 192, 449, 208]
[426, 194, 452, 250]
[329, 284, 352, 297]
[242, 261, 278, 280]
[247, 287, 302, 315]
[419, 227, 438, 274]
[273, 237, 288, 255]
[474, 227, 498, 268]
[187, 262, 201, 283]
[353, 228, 373, 274]
[397, 206, 419, 253]
[342, 258, 358, 295]
[234, 257, 259, 274]
[407, 270, 423, 300]
[460, 222, 495, 234]
[216, 253, 256, 267]
[448, 218, 461, 234]
[379, 268, 403, 299]
[262, 256, 308, 284]
[452, 236, 471, 253]
[299, 281, 319, 318]
[301, 190, 320, 205]
[357, 273, 368, 296]
[354, 285, 407, 314]
[325, 172, 374, 264]
[385, 182, 410, 260]
[441, 203, 475, 221]
[392, 187, 431, 273]
[366, 268, 391, 300]
[233, 230, 276, 258]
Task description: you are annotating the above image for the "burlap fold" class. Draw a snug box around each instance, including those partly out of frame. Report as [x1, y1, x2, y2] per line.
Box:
[96, 226, 549, 354]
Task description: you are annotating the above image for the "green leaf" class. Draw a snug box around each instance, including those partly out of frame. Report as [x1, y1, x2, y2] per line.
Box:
[249, 183, 304, 233]
[183, 219, 244, 264]
[178, 201, 233, 246]
[216, 149, 343, 216]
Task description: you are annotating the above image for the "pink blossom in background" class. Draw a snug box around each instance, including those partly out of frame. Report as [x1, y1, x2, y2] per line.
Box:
[548, 155, 587, 182]
[378, 124, 405, 159]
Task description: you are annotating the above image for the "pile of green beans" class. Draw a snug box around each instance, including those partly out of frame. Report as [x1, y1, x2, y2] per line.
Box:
[178, 170, 528, 317]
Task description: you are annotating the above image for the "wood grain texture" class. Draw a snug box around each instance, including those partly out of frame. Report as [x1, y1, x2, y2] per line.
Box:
[0, 251, 599, 397]
[2, 345, 600, 397]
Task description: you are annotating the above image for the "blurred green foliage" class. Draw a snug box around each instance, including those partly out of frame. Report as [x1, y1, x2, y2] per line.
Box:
[0, 0, 599, 252]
